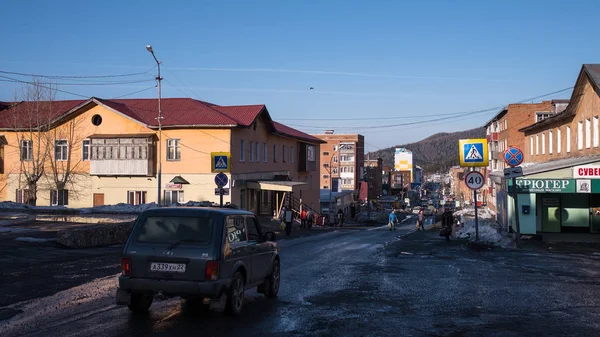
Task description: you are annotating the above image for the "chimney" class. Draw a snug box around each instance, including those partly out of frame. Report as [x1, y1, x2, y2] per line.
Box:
[324, 130, 334, 134]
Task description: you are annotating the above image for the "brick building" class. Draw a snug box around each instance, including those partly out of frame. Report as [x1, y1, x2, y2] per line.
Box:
[314, 131, 365, 193]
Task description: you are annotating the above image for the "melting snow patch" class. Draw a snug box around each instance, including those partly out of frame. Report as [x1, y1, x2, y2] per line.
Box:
[455, 218, 515, 249]
[454, 207, 495, 220]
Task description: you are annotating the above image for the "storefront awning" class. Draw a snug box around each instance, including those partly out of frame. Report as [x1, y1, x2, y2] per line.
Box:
[247, 181, 307, 192]
[170, 175, 190, 184]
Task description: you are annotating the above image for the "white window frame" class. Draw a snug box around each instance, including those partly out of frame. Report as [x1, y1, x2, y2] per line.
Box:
[557, 128, 562, 153]
[127, 191, 147, 205]
[240, 140, 245, 162]
[594, 117, 599, 147]
[20, 140, 33, 161]
[530, 136, 534, 156]
[82, 139, 90, 161]
[586, 118, 591, 149]
[536, 135, 539, 155]
[578, 121, 584, 150]
[549, 130, 553, 154]
[54, 139, 68, 161]
[567, 126, 571, 153]
[163, 190, 184, 205]
[51, 189, 69, 206]
[166, 139, 181, 161]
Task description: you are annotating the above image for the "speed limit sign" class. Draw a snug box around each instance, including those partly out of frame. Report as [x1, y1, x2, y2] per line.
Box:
[465, 171, 484, 190]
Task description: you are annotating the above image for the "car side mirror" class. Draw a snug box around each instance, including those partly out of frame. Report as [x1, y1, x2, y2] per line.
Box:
[264, 231, 276, 242]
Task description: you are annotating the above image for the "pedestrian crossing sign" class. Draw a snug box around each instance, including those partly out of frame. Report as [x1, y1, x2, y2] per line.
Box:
[211, 152, 231, 173]
[458, 139, 488, 167]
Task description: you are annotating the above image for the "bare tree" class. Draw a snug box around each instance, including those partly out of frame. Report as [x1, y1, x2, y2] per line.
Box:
[12, 80, 55, 206]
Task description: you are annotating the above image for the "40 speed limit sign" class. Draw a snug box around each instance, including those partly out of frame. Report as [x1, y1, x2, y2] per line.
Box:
[464, 171, 484, 190]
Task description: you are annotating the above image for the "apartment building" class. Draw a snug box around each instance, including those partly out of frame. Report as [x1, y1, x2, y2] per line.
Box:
[483, 99, 568, 212]
[0, 97, 324, 214]
[313, 131, 365, 192]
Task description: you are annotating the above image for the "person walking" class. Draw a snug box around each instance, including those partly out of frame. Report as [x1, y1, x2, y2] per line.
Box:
[300, 209, 307, 228]
[440, 207, 454, 241]
[389, 209, 398, 231]
[417, 209, 425, 231]
[307, 209, 314, 228]
[337, 208, 344, 227]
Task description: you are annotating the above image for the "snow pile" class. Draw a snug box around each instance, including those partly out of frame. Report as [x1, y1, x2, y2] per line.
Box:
[79, 202, 159, 214]
[14, 237, 55, 243]
[455, 218, 514, 248]
[454, 207, 495, 220]
[0, 201, 29, 210]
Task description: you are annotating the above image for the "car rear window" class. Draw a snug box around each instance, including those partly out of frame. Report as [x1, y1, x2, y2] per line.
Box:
[135, 216, 213, 244]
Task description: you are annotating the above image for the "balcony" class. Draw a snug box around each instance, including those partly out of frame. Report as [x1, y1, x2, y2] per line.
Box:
[486, 132, 499, 142]
[89, 135, 155, 176]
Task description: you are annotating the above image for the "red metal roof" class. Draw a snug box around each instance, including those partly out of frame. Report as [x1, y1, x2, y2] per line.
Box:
[0, 97, 321, 143]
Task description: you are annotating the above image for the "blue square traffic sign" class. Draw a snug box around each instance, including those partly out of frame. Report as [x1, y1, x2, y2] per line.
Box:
[211, 152, 231, 173]
[462, 143, 484, 162]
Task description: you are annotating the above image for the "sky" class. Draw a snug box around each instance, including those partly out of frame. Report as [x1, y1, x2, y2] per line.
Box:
[1, 0, 598, 152]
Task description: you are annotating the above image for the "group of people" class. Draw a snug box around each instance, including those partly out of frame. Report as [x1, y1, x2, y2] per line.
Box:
[388, 207, 456, 240]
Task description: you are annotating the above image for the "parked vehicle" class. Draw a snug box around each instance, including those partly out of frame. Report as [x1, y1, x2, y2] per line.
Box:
[115, 207, 280, 316]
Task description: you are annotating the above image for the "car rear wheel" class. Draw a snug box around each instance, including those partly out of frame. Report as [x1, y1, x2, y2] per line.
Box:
[264, 259, 280, 298]
[128, 293, 153, 313]
[226, 272, 245, 316]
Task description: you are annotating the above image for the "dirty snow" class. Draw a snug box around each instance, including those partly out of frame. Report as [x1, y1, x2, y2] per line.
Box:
[455, 218, 515, 248]
[454, 207, 495, 220]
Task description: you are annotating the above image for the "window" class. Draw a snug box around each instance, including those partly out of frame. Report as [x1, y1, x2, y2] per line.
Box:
[54, 140, 68, 161]
[246, 217, 262, 241]
[567, 126, 571, 153]
[332, 167, 338, 174]
[15, 189, 29, 204]
[263, 143, 267, 162]
[578, 121, 583, 150]
[291, 146, 294, 163]
[586, 119, 591, 149]
[595, 117, 599, 147]
[166, 139, 181, 161]
[127, 191, 147, 205]
[136, 216, 213, 245]
[282, 145, 286, 163]
[504, 119, 507, 129]
[323, 174, 329, 178]
[82, 140, 90, 160]
[240, 140, 245, 162]
[530, 136, 534, 155]
[51, 190, 69, 206]
[20, 140, 32, 161]
[307, 145, 316, 162]
[323, 151, 330, 156]
[226, 216, 247, 243]
[255, 142, 260, 162]
[273, 144, 277, 162]
[536, 135, 539, 155]
[333, 156, 338, 163]
[163, 190, 184, 205]
[536, 113, 551, 122]
[558, 128, 562, 153]
[549, 130, 553, 154]
[249, 141, 254, 162]
[323, 185, 329, 189]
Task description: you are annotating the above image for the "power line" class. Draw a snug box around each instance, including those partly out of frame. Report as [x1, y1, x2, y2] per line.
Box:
[0, 77, 155, 86]
[0, 68, 156, 79]
[0, 75, 89, 98]
[112, 86, 157, 99]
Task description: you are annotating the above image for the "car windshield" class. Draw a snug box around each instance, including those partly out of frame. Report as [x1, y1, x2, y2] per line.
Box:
[135, 216, 213, 245]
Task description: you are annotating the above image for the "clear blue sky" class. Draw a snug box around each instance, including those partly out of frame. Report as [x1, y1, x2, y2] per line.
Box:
[1, 0, 598, 151]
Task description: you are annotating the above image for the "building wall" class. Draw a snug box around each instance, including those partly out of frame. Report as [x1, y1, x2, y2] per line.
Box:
[524, 77, 600, 163]
[313, 133, 364, 192]
[394, 148, 413, 181]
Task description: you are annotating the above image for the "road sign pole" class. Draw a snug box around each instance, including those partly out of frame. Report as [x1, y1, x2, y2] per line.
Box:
[512, 176, 521, 248]
[220, 188, 224, 207]
[474, 187, 479, 241]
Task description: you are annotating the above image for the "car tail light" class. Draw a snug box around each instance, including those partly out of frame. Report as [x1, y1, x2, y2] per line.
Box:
[121, 257, 131, 276]
[205, 260, 219, 281]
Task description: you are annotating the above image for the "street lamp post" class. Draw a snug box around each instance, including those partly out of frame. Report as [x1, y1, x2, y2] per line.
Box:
[146, 45, 163, 206]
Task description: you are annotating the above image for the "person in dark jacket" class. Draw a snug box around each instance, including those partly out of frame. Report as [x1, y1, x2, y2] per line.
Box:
[441, 208, 454, 241]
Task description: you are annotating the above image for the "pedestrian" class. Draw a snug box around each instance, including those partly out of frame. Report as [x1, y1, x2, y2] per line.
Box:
[417, 209, 425, 231]
[440, 207, 453, 241]
[300, 209, 307, 228]
[307, 209, 314, 228]
[389, 209, 398, 231]
[284, 208, 293, 236]
[337, 208, 344, 227]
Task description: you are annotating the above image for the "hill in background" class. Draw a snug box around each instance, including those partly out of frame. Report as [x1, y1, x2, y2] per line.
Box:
[367, 127, 486, 174]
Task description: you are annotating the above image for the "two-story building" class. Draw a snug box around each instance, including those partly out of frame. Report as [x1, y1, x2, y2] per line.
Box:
[0, 97, 324, 215]
[494, 64, 600, 237]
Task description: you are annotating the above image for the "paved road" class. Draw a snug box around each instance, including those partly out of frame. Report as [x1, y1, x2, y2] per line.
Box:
[3, 218, 600, 337]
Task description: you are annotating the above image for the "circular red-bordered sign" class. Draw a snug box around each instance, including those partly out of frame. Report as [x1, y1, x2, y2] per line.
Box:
[503, 147, 524, 167]
[465, 171, 484, 190]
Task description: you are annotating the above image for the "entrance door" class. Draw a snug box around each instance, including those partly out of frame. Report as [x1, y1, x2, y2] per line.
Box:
[93, 193, 104, 207]
[541, 196, 561, 233]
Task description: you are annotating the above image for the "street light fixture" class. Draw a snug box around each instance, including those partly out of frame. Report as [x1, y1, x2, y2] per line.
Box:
[146, 45, 163, 206]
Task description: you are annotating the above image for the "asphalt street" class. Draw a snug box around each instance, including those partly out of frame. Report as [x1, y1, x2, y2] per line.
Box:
[2, 217, 600, 337]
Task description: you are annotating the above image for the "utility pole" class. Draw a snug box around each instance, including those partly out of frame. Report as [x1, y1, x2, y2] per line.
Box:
[146, 45, 163, 206]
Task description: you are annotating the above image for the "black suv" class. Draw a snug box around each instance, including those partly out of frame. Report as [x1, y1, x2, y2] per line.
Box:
[115, 207, 280, 316]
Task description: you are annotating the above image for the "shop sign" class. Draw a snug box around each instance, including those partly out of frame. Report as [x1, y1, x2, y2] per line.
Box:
[509, 179, 575, 193]
[573, 165, 600, 178]
[165, 183, 182, 189]
[577, 179, 592, 193]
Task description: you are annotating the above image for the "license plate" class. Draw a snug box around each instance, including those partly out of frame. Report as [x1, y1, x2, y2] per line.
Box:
[150, 262, 186, 273]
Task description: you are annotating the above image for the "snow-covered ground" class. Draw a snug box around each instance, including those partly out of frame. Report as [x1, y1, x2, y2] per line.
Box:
[454, 207, 495, 220]
[455, 218, 515, 248]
